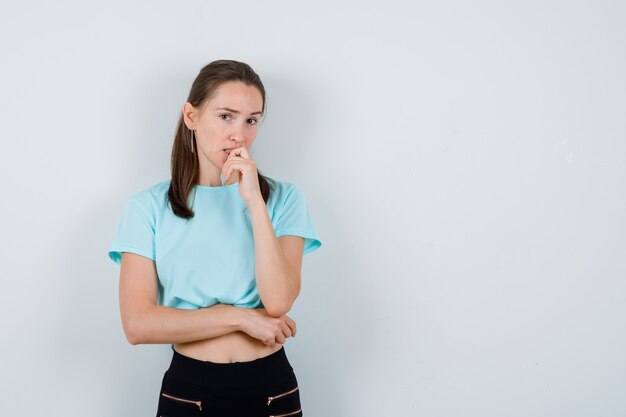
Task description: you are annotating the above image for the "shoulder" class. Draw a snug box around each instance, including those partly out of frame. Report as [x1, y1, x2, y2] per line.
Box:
[127, 178, 171, 212]
[266, 177, 304, 207]
[264, 176, 321, 253]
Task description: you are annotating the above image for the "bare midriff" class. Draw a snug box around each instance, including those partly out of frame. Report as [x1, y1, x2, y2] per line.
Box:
[173, 304, 284, 363]
[174, 331, 283, 363]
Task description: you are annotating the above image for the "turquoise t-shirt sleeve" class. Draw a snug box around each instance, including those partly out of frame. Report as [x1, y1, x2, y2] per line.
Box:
[274, 184, 322, 255]
[108, 198, 156, 265]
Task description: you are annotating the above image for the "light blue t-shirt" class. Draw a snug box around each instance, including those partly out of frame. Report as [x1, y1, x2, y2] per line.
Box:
[108, 177, 321, 350]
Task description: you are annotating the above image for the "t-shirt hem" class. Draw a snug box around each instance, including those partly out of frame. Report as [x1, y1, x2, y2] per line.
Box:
[108, 245, 156, 265]
[275, 229, 322, 254]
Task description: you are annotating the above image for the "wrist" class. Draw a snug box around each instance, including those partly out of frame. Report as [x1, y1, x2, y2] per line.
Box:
[204, 304, 247, 333]
[230, 306, 249, 333]
[245, 195, 265, 210]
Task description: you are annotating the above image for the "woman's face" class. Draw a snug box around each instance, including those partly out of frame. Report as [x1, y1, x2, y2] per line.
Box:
[183, 81, 264, 183]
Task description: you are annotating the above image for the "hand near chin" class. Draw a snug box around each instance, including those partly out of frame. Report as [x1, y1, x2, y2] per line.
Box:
[221, 146, 262, 203]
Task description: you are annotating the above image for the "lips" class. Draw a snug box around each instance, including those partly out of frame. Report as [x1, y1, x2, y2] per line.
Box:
[223, 146, 241, 157]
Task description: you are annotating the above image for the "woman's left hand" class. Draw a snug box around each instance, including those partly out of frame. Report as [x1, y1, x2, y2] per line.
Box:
[222, 147, 262, 204]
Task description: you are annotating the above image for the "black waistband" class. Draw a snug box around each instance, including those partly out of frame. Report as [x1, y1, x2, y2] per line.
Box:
[166, 346, 293, 388]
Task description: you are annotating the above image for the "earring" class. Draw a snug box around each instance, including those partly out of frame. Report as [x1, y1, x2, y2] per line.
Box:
[190, 129, 195, 154]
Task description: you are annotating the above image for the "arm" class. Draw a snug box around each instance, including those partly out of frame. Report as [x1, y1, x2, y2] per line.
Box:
[247, 197, 304, 317]
[119, 252, 244, 345]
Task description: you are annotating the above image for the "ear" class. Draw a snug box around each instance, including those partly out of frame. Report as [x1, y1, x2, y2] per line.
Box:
[182, 102, 198, 129]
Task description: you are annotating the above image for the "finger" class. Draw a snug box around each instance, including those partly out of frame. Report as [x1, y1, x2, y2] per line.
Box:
[224, 150, 247, 163]
[222, 159, 250, 182]
[221, 154, 239, 178]
[223, 151, 245, 167]
[280, 321, 292, 338]
[222, 162, 237, 182]
[233, 146, 250, 159]
[284, 316, 297, 336]
[276, 332, 286, 344]
[221, 158, 234, 181]
[226, 167, 243, 179]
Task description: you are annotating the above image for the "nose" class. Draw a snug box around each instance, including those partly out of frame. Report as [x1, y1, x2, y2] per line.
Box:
[229, 128, 245, 144]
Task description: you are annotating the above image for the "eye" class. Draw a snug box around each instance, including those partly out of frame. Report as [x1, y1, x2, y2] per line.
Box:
[220, 114, 231, 121]
[247, 118, 258, 125]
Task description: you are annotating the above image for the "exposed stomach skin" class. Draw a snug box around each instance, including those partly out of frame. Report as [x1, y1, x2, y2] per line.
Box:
[173, 304, 285, 363]
[174, 331, 283, 363]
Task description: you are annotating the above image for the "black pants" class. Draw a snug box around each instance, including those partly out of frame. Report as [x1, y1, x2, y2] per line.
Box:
[156, 346, 303, 417]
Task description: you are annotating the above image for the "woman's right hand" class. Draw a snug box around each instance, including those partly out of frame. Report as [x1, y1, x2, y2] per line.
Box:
[238, 307, 297, 347]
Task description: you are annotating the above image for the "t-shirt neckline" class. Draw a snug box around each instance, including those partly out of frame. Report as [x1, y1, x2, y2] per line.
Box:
[193, 181, 240, 192]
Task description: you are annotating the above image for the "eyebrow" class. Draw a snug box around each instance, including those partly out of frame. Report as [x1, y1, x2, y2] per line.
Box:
[216, 107, 262, 116]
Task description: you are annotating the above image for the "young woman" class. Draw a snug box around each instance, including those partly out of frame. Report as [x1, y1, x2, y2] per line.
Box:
[108, 59, 322, 417]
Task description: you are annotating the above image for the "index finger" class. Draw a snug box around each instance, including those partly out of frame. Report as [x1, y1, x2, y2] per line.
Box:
[232, 146, 250, 159]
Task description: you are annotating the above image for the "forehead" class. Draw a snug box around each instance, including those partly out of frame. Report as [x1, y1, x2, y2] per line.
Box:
[208, 81, 263, 111]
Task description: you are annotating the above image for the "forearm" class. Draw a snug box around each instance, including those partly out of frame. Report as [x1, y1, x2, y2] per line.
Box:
[127, 304, 244, 345]
[247, 196, 299, 317]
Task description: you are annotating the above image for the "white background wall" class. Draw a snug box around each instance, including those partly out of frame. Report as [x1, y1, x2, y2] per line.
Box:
[1, 1, 624, 416]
